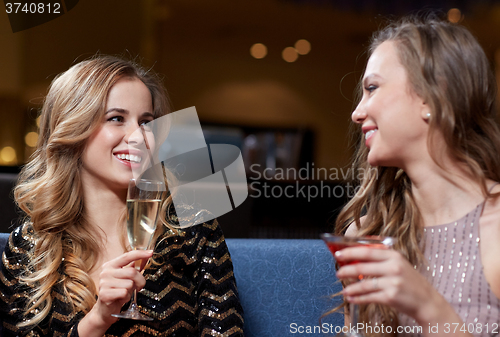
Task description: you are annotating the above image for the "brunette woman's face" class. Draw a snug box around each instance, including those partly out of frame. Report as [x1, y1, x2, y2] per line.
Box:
[81, 77, 155, 191]
[351, 41, 431, 168]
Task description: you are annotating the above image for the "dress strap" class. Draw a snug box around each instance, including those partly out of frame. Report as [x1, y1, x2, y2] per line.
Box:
[488, 182, 500, 193]
[480, 182, 500, 214]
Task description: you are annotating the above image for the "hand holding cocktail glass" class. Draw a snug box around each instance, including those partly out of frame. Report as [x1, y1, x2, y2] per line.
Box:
[321, 234, 396, 337]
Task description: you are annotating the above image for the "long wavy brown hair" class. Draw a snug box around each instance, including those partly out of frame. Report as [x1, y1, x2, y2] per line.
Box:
[14, 55, 172, 328]
[334, 16, 500, 335]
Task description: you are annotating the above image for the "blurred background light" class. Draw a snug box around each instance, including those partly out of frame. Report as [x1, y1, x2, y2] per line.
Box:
[448, 8, 463, 23]
[294, 39, 311, 55]
[0, 147, 17, 164]
[250, 43, 268, 59]
[25, 132, 38, 147]
[282, 47, 299, 62]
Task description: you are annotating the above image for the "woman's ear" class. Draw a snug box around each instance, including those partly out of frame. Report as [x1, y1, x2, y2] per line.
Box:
[421, 102, 431, 122]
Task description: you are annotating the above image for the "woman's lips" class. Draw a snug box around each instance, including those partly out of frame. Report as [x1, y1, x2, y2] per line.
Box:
[115, 153, 142, 163]
[114, 153, 143, 168]
[365, 129, 377, 146]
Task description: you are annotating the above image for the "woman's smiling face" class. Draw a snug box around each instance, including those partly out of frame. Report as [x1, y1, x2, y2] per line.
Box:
[81, 77, 155, 191]
[351, 41, 431, 169]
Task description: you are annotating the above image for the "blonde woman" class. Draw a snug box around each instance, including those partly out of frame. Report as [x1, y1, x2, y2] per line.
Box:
[333, 17, 500, 337]
[0, 56, 244, 336]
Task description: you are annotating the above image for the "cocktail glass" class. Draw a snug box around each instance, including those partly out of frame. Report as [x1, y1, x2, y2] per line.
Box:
[321, 233, 396, 337]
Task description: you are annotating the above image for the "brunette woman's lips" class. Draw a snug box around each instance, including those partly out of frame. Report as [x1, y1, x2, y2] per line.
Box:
[363, 128, 378, 146]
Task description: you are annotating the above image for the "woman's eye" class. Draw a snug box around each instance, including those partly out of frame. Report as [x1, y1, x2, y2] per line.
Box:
[140, 120, 154, 131]
[365, 85, 377, 93]
[108, 116, 124, 122]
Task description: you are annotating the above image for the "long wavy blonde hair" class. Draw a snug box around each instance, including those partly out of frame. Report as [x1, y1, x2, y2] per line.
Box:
[14, 55, 171, 328]
[334, 16, 500, 335]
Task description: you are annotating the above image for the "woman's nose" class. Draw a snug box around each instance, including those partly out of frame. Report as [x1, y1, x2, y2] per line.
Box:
[125, 123, 145, 145]
[351, 103, 367, 124]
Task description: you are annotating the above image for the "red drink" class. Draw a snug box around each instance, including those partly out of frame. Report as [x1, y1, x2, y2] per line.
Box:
[321, 234, 396, 267]
[325, 241, 387, 267]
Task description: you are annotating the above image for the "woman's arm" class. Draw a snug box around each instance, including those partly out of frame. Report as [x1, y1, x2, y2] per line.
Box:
[335, 247, 473, 337]
[196, 220, 244, 337]
[0, 226, 45, 336]
[479, 185, 500, 299]
[336, 216, 474, 337]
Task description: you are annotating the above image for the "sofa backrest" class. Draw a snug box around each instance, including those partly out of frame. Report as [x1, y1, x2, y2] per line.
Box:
[0, 232, 7, 252]
[0, 232, 8, 335]
[0, 173, 19, 233]
[226, 238, 343, 336]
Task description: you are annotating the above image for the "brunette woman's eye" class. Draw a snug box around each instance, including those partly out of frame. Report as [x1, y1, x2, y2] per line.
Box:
[365, 85, 377, 93]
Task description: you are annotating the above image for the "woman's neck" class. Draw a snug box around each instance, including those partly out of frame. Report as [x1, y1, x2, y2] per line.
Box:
[405, 156, 485, 227]
[81, 181, 127, 244]
[81, 182, 129, 292]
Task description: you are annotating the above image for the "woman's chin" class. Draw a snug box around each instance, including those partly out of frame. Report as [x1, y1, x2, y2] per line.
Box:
[367, 155, 402, 170]
[114, 174, 134, 190]
[367, 152, 380, 167]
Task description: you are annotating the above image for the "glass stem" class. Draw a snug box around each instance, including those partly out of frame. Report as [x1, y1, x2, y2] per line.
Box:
[351, 302, 359, 328]
[129, 289, 138, 310]
[128, 259, 142, 311]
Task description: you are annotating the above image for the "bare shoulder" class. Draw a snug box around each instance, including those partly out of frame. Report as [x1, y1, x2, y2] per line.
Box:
[480, 182, 500, 299]
[485, 182, 500, 209]
[482, 183, 500, 228]
[345, 216, 366, 237]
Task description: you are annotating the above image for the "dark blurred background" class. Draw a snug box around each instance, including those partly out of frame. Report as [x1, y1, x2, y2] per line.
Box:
[2, 0, 500, 237]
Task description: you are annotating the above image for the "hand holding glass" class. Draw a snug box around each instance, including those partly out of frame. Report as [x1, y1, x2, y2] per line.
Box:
[112, 179, 165, 321]
[321, 234, 396, 337]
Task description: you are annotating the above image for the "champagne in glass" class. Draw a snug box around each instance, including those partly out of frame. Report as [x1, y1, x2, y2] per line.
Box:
[127, 199, 161, 250]
[113, 179, 165, 321]
[321, 233, 396, 337]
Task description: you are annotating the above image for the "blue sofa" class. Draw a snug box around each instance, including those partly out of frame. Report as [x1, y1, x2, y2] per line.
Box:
[0, 233, 343, 336]
[226, 239, 344, 336]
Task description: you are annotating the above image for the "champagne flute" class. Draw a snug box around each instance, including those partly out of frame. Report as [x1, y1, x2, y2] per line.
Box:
[112, 178, 165, 321]
[320, 234, 396, 337]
